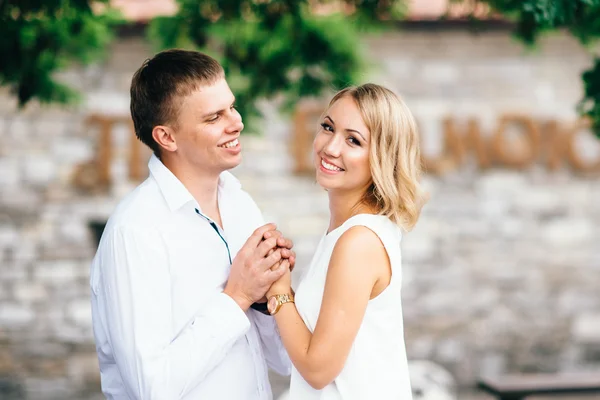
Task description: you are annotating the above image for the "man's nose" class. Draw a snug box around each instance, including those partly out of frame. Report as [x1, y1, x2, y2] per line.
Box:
[227, 110, 244, 133]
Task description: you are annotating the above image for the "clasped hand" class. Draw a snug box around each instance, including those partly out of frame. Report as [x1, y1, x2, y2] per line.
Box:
[224, 223, 294, 310]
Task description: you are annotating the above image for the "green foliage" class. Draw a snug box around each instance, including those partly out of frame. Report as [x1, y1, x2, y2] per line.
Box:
[472, 0, 600, 138]
[579, 57, 600, 133]
[3, 0, 600, 140]
[0, 0, 123, 107]
[149, 0, 403, 130]
[476, 0, 600, 44]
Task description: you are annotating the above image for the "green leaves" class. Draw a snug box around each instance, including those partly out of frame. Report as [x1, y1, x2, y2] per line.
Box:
[478, 0, 600, 44]
[578, 58, 600, 137]
[148, 0, 401, 132]
[0, 0, 123, 107]
[1, 0, 401, 127]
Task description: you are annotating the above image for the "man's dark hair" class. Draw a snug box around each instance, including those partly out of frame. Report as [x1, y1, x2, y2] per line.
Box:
[130, 49, 224, 155]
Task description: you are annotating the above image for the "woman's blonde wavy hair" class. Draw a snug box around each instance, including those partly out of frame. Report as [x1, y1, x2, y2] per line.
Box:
[327, 84, 428, 231]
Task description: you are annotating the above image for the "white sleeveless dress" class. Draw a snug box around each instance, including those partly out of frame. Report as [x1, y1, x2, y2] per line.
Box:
[289, 214, 413, 400]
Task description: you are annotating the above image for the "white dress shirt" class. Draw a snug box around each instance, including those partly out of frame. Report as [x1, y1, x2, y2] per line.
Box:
[90, 155, 291, 400]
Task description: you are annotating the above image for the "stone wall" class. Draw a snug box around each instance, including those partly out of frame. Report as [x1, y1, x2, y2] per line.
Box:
[1, 29, 599, 399]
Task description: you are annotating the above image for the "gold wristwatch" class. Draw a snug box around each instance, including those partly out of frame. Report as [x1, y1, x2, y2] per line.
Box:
[267, 293, 295, 315]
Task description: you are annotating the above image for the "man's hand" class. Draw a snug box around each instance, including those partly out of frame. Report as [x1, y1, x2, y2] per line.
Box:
[223, 224, 289, 311]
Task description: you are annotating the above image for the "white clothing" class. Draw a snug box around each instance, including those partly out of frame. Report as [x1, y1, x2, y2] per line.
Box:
[90, 154, 290, 400]
[290, 214, 412, 400]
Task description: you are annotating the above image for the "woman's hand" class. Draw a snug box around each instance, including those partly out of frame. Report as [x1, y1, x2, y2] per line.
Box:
[261, 229, 294, 299]
[267, 261, 292, 299]
[263, 230, 296, 271]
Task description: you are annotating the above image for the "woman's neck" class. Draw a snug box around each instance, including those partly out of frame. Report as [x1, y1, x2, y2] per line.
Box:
[327, 189, 377, 234]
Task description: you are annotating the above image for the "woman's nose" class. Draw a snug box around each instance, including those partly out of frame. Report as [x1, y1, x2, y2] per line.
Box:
[323, 135, 342, 157]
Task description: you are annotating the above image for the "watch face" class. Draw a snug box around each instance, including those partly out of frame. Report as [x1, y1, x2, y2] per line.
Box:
[267, 296, 278, 314]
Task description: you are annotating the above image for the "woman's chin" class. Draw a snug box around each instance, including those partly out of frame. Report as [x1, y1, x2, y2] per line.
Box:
[316, 176, 335, 191]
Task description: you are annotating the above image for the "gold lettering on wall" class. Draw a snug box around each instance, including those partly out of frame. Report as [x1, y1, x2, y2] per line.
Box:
[290, 104, 599, 176]
[74, 106, 600, 191]
[566, 119, 600, 173]
[423, 117, 491, 174]
[291, 100, 323, 175]
[73, 115, 149, 192]
[129, 124, 144, 181]
[490, 114, 540, 168]
[540, 120, 567, 171]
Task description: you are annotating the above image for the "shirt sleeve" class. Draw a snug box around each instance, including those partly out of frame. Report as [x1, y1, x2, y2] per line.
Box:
[250, 309, 292, 376]
[96, 225, 251, 399]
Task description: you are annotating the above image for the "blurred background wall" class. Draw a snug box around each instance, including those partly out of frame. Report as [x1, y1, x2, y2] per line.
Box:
[1, 1, 599, 399]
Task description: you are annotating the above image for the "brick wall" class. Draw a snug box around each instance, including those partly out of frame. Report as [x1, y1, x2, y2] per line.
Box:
[0, 29, 599, 398]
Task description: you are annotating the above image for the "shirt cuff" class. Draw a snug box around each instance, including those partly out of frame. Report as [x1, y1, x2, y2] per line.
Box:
[195, 292, 251, 339]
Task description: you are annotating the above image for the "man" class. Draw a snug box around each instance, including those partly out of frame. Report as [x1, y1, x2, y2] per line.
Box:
[90, 49, 294, 399]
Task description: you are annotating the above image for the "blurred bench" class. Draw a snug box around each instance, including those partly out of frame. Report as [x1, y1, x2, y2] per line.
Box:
[477, 373, 600, 400]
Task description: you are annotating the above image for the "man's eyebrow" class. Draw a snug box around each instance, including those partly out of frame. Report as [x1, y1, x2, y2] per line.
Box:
[201, 98, 236, 119]
[324, 115, 367, 142]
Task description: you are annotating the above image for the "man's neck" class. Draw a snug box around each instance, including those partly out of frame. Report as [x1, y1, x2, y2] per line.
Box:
[163, 157, 223, 226]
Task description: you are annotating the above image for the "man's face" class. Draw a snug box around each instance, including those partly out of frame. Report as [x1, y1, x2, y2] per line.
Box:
[171, 78, 244, 175]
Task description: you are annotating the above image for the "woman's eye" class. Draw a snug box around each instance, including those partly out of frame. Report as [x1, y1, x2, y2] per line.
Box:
[348, 136, 360, 146]
[320, 122, 333, 132]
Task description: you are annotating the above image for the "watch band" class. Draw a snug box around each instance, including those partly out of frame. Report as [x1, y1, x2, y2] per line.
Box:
[268, 293, 295, 315]
[250, 301, 270, 315]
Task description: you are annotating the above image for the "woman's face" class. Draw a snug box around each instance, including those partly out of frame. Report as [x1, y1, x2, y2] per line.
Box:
[313, 96, 372, 194]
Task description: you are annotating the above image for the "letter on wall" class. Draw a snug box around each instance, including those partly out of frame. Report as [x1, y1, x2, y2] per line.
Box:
[422, 117, 490, 174]
[491, 114, 540, 169]
[73, 115, 148, 192]
[566, 118, 600, 174]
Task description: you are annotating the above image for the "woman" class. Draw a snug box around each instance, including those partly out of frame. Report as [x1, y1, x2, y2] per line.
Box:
[266, 83, 427, 399]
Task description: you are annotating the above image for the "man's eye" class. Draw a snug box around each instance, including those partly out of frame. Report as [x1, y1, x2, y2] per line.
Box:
[208, 115, 220, 122]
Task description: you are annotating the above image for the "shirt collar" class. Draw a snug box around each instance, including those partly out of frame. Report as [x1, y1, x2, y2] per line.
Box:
[148, 154, 242, 212]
